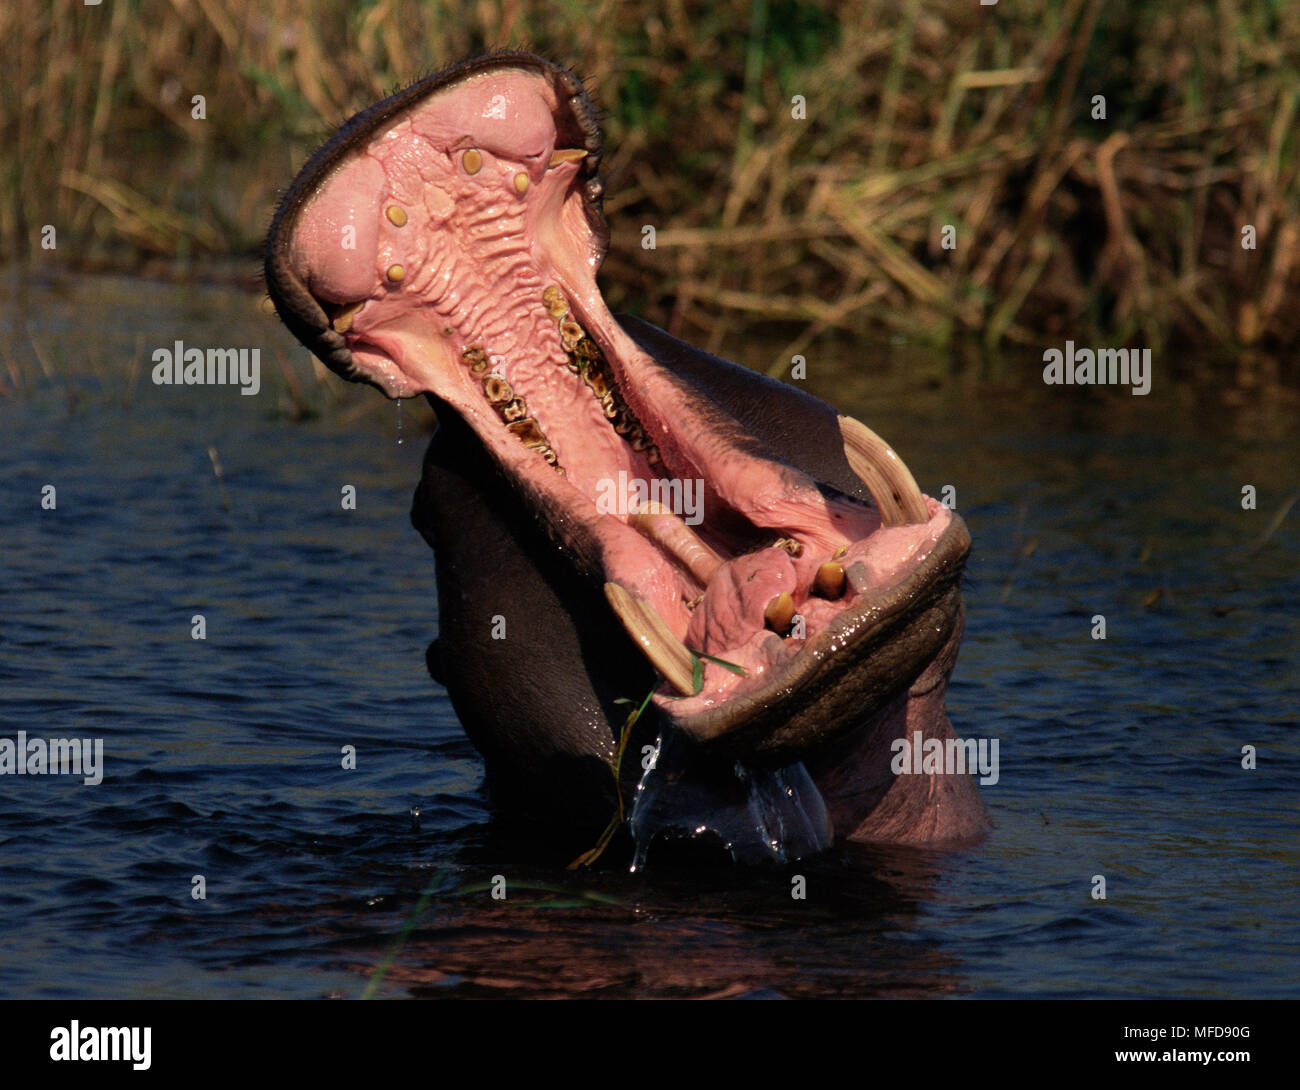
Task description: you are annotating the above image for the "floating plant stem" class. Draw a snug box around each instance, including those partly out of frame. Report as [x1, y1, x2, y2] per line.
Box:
[568, 651, 747, 868]
[691, 649, 748, 676]
[568, 684, 655, 869]
[361, 867, 449, 1000]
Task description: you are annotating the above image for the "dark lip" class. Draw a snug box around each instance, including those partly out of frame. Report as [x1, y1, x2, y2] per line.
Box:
[262, 50, 606, 389]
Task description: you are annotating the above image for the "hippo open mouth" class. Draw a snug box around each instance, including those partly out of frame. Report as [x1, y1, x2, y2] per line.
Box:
[266, 53, 985, 855]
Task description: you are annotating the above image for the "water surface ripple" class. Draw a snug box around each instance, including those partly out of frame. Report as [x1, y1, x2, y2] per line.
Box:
[1, 276, 1296, 998]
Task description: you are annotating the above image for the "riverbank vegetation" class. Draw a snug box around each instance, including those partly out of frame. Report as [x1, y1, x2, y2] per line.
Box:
[3, 0, 1296, 381]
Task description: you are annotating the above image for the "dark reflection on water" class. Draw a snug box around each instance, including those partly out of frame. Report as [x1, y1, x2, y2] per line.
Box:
[1, 274, 1296, 998]
[348, 840, 976, 999]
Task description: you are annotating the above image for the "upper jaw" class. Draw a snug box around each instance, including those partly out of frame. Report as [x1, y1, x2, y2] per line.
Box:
[263, 51, 607, 388]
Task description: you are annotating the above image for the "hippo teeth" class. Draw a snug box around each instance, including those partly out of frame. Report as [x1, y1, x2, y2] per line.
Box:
[838, 415, 928, 526]
[763, 592, 796, 634]
[814, 561, 847, 599]
[547, 148, 588, 167]
[330, 300, 365, 333]
[629, 502, 722, 586]
[604, 582, 697, 696]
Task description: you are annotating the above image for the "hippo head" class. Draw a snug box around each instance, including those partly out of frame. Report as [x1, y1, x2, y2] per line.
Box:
[266, 52, 988, 863]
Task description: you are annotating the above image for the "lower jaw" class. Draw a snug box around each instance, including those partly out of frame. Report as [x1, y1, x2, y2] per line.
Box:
[805, 617, 991, 845]
[664, 512, 970, 764]
[626, 608, 974, 864]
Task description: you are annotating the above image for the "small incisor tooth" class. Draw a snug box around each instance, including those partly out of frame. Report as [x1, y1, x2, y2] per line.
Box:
[814, 561, 846, 599]
[604, 582, 696, 696]
[764, 591, 796, 634]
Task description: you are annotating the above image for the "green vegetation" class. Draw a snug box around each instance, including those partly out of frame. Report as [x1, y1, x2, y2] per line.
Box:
[3, 0, 1297, 376]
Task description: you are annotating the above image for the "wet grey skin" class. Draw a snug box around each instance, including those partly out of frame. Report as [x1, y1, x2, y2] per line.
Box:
[265, 51, 990, 862]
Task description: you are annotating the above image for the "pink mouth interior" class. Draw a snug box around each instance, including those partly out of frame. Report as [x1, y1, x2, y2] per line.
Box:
[285, 66, 951, 713]
[667, 499, 950, 715]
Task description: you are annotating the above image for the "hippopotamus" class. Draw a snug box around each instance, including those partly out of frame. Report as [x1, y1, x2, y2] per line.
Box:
[265, 52, 990, 865]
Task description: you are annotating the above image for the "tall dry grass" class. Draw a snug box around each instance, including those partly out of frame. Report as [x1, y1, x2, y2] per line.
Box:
[2, 0, 1297, 376]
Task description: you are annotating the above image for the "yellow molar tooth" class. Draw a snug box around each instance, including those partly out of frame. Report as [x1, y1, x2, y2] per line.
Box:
[463, 148, 483, 175]
[542, 285, 569, 319]
[386, 264, 405, 282]
[514, 172, 530, 194]
[386, 205, 407, 227]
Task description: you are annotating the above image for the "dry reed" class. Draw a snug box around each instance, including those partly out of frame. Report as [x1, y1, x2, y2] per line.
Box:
[1, 0, 1296, 377]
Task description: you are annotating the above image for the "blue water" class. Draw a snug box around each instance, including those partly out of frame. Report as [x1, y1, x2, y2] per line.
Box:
[1, 274, 1297, 998]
